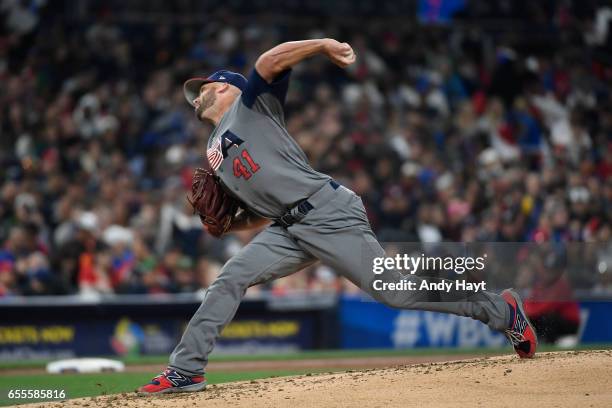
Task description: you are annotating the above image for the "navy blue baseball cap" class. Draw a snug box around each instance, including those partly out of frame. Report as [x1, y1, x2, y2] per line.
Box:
[183, 70, 248, 107]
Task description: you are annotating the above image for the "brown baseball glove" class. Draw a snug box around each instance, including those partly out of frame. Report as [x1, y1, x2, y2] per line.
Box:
[187, 168, 239, 237]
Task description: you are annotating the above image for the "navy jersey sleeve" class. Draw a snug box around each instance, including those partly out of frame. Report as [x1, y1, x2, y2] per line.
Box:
[241, 68, 291, 123]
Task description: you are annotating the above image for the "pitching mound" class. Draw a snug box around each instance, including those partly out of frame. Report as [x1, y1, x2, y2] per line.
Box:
[22, 350, 612, 408]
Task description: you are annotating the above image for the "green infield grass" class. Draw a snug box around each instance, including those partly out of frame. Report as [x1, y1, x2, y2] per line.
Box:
[1, 343, 610, 370]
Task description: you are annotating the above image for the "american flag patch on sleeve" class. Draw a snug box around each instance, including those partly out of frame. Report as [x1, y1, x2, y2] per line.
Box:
[207, 139, 223, 171]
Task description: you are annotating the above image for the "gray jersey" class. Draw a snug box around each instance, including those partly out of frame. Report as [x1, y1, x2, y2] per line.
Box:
[205, 69, 330, 219]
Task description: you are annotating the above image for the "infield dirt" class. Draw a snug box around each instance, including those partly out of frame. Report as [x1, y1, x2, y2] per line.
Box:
[16, 350, 612, 408]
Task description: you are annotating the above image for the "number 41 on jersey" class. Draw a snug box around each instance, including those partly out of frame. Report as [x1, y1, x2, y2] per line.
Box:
[233, 149, 260, 180]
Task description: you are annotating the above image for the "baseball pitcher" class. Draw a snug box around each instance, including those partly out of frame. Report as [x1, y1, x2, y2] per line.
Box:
[138, 39, 537, 394]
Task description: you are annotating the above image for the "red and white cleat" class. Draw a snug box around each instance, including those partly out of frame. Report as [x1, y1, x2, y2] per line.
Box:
[137, 368, 206, 394]
[502, 289, 538, 358]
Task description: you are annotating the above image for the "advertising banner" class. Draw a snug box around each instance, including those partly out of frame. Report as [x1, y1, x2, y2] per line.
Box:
[0, 299, 322, 360]
[340, 296, 612, 348]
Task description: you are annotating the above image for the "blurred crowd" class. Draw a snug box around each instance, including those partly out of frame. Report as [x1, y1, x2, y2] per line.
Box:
[0, 0, 611, 299]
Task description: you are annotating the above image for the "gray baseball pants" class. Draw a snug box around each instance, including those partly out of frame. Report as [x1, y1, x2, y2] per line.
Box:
[169, 182, 510, 376]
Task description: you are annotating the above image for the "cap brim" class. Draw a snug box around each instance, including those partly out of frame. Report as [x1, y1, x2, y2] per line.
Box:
[183, 77, 213, 107]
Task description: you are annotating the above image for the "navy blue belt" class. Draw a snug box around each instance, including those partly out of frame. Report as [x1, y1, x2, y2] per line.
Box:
[275, 180, 340, 228]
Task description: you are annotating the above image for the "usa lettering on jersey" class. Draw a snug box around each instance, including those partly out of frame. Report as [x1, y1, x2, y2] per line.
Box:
[220, 131, 244, 157]
[207, 131, 245, 172]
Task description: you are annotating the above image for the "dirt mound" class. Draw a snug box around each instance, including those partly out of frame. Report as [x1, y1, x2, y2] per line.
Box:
[20, 350, 612, 408]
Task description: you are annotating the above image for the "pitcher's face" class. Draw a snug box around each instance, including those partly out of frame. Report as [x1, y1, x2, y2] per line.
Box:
[193, 83, 217, 122]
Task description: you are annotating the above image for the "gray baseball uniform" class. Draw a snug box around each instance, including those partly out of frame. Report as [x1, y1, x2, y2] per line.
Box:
[169, 69, 510, 376]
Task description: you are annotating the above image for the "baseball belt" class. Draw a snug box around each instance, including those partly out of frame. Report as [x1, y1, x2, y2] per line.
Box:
[275, 180, 340, 228]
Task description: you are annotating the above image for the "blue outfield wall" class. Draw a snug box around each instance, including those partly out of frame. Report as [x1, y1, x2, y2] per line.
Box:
[1, 294, 610, 360]
[578, 301, 612, 343]
[0, 295, 337, 360]
[339, 296, 612, 348]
